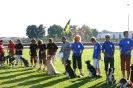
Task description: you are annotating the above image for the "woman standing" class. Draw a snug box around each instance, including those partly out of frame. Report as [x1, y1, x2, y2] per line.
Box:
[15, 39, 23, 66]
[118, 31, 133, 80]
[37, 40, 47, 71]
[0, 40, 4, 66]
[47, 38, 58, 65]
[102, 34, 115, 77]
[7, 40, 15, 66]
[71, 35, 84, 76]
[29, 39, 38, 68]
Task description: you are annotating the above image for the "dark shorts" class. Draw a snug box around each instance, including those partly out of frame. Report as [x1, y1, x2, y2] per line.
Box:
[121, 56, 131, 71]
[39, 54, 46, 60]
[104, 57, 114, 71]
[0, 54, 4, 61]
[72, 55, 82, 69]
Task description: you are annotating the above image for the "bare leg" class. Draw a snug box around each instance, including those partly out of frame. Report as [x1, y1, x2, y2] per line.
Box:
[122, 70, 125, 78]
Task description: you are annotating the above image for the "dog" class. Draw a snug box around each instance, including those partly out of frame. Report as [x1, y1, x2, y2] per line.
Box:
[85, 60, 96, 77]
[46, 55, 60, 75]
[116, 78, 133, 88]
[20, 57, 29, 67]
[9, 57, 15, 66]
[66, 60, 77, 78]
[106, 68, 116, 85]
[3, 55, 10, 64]
[130, 64, 133, 83]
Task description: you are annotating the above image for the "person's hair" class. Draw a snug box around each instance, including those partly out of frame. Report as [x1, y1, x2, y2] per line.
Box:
[62, 36, 66, 40]
[9, 40, 14, 44]
[0, 40, 3, 43]
[123, 31, 128, 36]
[73, 35, 81, 42]
[31, 39, 36, 44]
[17, 39, 21, 44]
[39, 40, 44, 45]
[105, 34, 110, 38]
[90, 37, 96, 42]
[49, 38, 53, 43]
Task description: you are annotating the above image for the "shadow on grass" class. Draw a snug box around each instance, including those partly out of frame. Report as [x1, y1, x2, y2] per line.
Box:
[17, 74, 58, 87]
[0, 69, 35, 80]
[30, 76, 69, 88]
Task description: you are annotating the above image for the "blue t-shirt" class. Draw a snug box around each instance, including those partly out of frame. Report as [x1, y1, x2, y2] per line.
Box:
[61, 41, 71, 58]
[102, 41, 115, 58]
[118, 38, 133, 56]
[71, 42, 84, 56]
[93, 42, 101, 59]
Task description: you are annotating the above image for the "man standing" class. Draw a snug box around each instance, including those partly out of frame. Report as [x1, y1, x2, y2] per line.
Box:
[118, 31, 133, 80]
[61, 36, 71, 74]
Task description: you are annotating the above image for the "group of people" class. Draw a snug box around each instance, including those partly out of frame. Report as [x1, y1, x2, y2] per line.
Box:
[0, 31, 133, 79]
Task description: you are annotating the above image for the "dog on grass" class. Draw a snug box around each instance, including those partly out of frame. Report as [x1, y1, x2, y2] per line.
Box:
[20, 57, 29, 67]
[130, 64, 133, 83]
[3, 55, 10, 64]
[116, 78, 133, 88]
[85, 60, 96, 77]
[106, 68, 116, 85]
[46, 55, 60, 75]
[66, 60, 82, 78]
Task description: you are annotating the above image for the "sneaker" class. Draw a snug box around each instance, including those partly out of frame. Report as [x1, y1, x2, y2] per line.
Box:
[96, 75, 102, 78]
[80, 73, 84, 76]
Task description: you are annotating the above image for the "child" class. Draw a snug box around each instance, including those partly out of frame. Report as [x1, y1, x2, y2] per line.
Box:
[90, 37, 102, 77]
[0, 40, 4, 66]
[29, 39, 38, 68]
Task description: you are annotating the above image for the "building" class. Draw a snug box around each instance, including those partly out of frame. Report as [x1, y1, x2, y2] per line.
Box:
[97, 31, 133, 39]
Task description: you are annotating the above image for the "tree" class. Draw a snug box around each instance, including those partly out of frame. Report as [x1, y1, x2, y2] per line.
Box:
[81, 25, 93, 39]
[91, 28, 99, 37]
[26, 25, 38, 38]
[101, 29, 110, 33]
[48, 24, 63, 37]
[26, 24, 46, 38]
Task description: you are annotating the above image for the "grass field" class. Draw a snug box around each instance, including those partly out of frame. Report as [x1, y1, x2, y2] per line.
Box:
[0, 49, 133, 88]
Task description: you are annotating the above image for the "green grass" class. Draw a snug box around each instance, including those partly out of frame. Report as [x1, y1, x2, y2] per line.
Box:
[0, 49, 133, 88]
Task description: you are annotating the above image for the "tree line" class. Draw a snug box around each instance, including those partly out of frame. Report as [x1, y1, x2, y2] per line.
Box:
[26, 24, 99, 40]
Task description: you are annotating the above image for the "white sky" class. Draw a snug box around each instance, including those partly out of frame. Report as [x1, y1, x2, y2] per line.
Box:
[0, 0, 133, 37]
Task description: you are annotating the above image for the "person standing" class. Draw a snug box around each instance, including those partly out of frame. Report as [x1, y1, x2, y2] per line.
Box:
[118, 31, 133, 80]
[61, 36, 71, 74]
[7, 40, 15, 66]
[71, 35, 84, 76]
[15, 39, 23, 66]
[90, 37, 102, 77]
[47, 38, 58, 65]
[37, 40, 47, 71]
[29, 39, 38, 68]
[102, 34, 115, 77]
[0, 40, 4, 66]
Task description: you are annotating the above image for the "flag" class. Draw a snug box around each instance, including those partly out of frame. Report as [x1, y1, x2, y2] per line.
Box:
[64, 19, 71, 34]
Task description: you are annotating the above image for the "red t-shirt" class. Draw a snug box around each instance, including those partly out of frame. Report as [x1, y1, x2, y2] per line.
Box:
[8, 43, 15, 52]
[0, 44, 4, 54]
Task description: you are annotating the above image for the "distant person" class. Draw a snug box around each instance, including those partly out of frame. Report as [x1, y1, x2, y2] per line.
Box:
[118, 31, 133, 80]
[15, 39, 23, 66]
[0, 40, 4, 66]
[102, 34, 115, 77]
[60, 36, 71, 74]
[47, 38, 58, 65]
[29, 39, 38, 68]
[71, 35, 84, 76]
[37, 40, 47, 71]
[7, 40, 15, 58]
[90, 37, 102, 77]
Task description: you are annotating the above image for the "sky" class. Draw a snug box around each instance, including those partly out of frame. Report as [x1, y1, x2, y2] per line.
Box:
[0, 0, 133, 37]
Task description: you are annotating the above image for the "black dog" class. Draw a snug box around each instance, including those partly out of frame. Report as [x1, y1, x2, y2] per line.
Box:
[3, 55, 10, 64]
[85, 60, 96, 77]
[66, 60, 81, 78]
[9, 57, 15, 66]
[106, 68, 116, 85]
[20, 57, 29, 67]
[130, 64, 133, 83]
